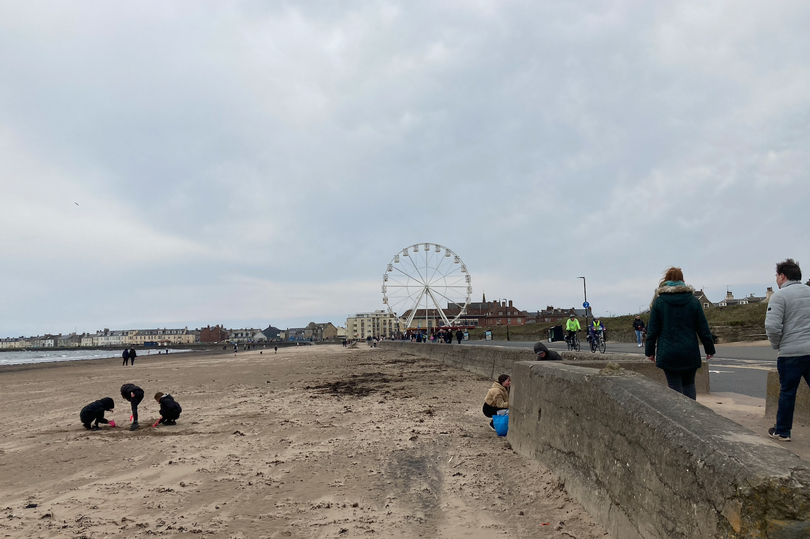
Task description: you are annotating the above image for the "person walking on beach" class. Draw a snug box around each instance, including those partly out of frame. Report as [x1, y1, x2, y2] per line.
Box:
[80, 397, 116, 430]
[152, 392, 182, 426]
[633, 316, 646, 347]
[645, 267, 715, 400]
[129, 347, 137, 365]
[456, 329, 464, 344]
[121, 383, 145, 431]
[765, 258, 810, 442]
[122, 348, 129, 366]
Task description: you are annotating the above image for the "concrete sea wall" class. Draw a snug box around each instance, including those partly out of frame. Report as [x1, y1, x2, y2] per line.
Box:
[381, 342, 810, 538]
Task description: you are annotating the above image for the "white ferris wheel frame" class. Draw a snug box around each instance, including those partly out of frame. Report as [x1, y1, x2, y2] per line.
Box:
[381, 243, 472, 332]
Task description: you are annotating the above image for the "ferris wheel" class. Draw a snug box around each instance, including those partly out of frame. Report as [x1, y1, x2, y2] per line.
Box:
[382, 243, 472, 331]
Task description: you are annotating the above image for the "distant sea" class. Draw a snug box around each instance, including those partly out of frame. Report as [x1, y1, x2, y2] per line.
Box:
[0, 348, 192, 367]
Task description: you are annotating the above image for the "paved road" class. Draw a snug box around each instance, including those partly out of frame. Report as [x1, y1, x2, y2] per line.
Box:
[459, 340, 777, 399]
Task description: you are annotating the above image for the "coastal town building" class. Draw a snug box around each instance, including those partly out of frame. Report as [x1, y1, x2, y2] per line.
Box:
[281, 327, 307, 341]
[57, 334, 82, 347]
[693, 290, 714, 309]
[304, 322, 339, 341]
[129, 328, 195, 346]
[346, 311, 400, 340]
[228, 328, 261, 343]
[263, 325, 282, 340]
[717, 288, 773, 307]
[525, 306, 588, 324]
[95, 330, 134, 347]
[200, 325, 229, 343]
[0, 337, 26, 349]
[421, 298, 529, 328]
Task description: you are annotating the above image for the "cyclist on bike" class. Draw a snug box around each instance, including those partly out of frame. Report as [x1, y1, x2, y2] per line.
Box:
[565, 313, 580, 344]
[589, 317, 606, 344]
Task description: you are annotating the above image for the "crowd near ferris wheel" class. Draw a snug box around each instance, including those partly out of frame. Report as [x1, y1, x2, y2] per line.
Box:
[382, 243, 472, 335]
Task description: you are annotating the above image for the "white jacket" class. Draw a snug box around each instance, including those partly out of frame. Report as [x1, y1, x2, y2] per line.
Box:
[765, 281, 810, 357]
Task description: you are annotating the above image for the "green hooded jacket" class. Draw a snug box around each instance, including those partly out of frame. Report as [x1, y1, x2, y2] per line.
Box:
[644, 283, 715, 371]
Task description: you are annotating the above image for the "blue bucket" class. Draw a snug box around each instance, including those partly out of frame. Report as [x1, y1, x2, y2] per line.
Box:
[492, 414, 509, 437]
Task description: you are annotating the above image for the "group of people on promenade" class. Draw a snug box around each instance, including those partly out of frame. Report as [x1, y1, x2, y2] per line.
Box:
[80, 382, 182, 432]
[483, 260, 810, 443]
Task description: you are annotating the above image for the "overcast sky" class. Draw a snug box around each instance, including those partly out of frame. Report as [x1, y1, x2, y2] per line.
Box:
[2, 1, 809, 337]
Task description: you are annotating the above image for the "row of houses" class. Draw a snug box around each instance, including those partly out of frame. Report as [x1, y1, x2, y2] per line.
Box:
[0, 321, 351, 349]
[0, 328, 196, 349]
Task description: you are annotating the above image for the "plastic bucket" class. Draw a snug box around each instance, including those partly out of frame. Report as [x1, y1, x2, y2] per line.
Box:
[492, 414, 509, 437]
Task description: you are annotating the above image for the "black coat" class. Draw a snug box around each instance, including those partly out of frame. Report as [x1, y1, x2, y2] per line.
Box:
[645, 284, 715, 371]
[120, 384, 144, 402]
[633, 319, 646, 331]
[129, 348, 137, 358]
[80, 397, 115, 423]
[533, 342, 563, 361]
[122, 349, 129, 359]
[158, 394, 182, 421]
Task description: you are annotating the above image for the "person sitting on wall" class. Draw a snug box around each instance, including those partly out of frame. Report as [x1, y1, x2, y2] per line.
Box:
[534, 341, 563, 361]
[483, 374, 511, 431]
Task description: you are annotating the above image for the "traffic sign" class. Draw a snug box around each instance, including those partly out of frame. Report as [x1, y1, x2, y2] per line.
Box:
[583, 302, 590, 308]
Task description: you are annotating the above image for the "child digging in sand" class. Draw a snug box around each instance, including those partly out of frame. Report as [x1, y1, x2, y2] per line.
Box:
[152, 392, 182, 426]
[121, 383, 145, 431]
[80, 397, 116, 430]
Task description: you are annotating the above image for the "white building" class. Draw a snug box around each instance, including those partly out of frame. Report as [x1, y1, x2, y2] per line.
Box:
[130, 328, 195, 346]
[96, 330, 132, 347]
[346, 310, 402, 340]
[0, 338, 26, 349]
[229, 328, 260, 343]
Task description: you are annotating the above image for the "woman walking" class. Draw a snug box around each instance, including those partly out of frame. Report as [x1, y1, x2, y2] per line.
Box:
[645, 267, 715, 400]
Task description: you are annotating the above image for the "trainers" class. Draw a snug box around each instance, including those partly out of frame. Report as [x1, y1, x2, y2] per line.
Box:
[488, 420, 495, 431]
[130, 422, 140, 431]
[638, 344, 643, 347]
[90, 425, 100, 431]
[768, 427, 790, 441]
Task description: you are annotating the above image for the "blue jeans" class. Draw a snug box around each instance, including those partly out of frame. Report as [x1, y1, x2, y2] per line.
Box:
[662, 368, 697, 400]
[775, 355, 810, 436]
[635, 330, 643, 345]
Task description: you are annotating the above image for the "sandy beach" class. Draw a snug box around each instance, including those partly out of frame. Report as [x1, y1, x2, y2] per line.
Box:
[0, 345, 608, 538]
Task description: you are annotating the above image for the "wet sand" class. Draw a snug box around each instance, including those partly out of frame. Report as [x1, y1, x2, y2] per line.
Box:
[0, 345, 608, 538]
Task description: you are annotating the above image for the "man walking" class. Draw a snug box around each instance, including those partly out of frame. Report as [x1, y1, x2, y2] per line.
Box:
[633, 315, 646, 347]
[122, 348, 129, 366]
[765, 258, 810, 442]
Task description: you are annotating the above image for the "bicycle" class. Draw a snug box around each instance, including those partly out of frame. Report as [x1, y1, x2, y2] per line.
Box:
[566, 331, 580, 352]
[590, 331, 607, 354]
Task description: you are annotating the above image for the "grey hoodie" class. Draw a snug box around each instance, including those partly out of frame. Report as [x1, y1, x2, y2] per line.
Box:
[765, 281, 810, 357]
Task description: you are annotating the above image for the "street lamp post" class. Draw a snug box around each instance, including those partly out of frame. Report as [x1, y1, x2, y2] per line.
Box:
[577, 276, 589, 330]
